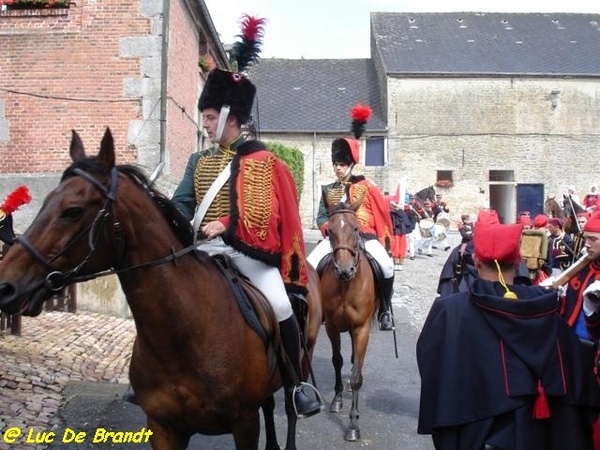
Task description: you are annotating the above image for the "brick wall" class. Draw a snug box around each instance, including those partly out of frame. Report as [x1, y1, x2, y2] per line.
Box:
[0, 1, 150, 172]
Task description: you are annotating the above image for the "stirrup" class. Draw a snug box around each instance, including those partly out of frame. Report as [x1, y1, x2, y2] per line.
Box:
[292, 382, 326, 419]
[379, 312, 393, 331]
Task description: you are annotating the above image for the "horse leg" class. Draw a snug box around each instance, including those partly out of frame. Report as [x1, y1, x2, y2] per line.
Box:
[326, 323, 344, 413]
[231, 409, 261, 450]
[344, 326, 370, 442]
[147, 418, 190, 450]
[261, 395, 281, 450]
[283, 390, 299, 450]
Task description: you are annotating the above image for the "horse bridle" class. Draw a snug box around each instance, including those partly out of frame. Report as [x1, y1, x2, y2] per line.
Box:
[328, 208, 361, 273]
[13, 167, 196, 294]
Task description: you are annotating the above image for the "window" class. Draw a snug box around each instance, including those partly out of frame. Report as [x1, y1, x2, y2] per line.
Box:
[489, 170, 514, 182]
[364, 137, 385, 167]
[436, 170, 453, 188]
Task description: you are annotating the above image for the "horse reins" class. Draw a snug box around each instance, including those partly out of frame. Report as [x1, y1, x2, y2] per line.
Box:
[14, 166, 196, 294]
[328, 208, 361, 274]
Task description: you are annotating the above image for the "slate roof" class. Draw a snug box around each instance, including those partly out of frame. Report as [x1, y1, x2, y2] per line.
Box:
[249, 59, 387, 134]
[248, 12, 600, 133]
[371, 12, 600, 76]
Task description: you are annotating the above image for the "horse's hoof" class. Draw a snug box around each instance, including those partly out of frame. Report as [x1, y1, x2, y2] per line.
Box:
[330, 400, 343, 413]
[344, 428, 360, 442]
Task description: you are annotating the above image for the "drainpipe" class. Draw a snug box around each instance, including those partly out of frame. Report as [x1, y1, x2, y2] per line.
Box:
[159, 0, 170, 165]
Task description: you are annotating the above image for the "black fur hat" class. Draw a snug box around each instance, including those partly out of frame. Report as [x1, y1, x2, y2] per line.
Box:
[331, 105, 372, 165]
[331, 138, 357, 165]
[199, 70, 256, 124]
[198, 15, 265, 125]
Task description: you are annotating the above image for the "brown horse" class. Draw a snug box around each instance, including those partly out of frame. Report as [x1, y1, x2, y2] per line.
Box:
[544, 196, 564, 218]
[0, 129, 322, 450]
[319, 198, 378, 442]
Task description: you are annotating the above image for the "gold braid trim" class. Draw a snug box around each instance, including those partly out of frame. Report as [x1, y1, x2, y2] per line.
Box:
[242, 154, 275, 240]
[193, 147, 235, 226]
[282, 231, 305, 283]
[325, 184, 347, 206]
[352, 184, 371, 228]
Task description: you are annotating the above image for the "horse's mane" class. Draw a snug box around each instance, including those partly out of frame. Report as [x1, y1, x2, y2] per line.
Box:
[331, 202, 351, 213]
[62, 160, 194, 247]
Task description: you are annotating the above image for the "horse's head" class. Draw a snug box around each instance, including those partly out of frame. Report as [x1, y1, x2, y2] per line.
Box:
[0, 129, 124, 315]
[544, 196, 563, 218]
[326, 193, 364, 281]
[416, 185, 436, 204]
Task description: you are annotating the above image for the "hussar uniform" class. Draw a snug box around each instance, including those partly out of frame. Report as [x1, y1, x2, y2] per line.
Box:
[171, 15, 322, 419]
[307, 106, 395, 330]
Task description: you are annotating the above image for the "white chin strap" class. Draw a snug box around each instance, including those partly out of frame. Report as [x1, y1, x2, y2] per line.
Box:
[214, 104, 231, 144]
[338, 164, 354, 181]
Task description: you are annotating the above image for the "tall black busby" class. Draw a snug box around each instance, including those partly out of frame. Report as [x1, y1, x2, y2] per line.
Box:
[198, 15, 266, 124]
[331, 105, 372, 165]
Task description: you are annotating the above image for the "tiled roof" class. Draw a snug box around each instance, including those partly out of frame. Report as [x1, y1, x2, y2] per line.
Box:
[371, 12, 600, 76]
[249, 59, 387, 134]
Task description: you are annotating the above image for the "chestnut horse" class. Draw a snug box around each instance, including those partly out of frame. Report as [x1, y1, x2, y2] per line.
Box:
[319, 198, 378, 442]
[0, 129, 322, 450]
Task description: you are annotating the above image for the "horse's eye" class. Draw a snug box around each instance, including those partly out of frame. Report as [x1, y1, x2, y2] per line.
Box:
[61, 207, 84, 221]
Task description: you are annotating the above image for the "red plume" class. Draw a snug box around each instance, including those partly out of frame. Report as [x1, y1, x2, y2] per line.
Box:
[241, 15, 266, 41]
[0, 185, 32, 215]
[350, 104, 372, 139]
[351, 105, 372, 124]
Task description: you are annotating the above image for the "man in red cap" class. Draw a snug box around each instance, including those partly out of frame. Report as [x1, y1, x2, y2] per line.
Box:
[547, 218, 575, 272]
[437, 209, 530, 296]
[533, 213, 549, 229]
[419, 222, 600, 449]
[555, 212, 600, 341]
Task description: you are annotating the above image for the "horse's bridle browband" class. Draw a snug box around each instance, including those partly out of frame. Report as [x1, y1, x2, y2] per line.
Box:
[14, 166, 196, 294]
[328, 208, 362, 274]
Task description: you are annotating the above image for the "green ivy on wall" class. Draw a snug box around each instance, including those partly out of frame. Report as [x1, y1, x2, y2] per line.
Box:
[264, 142, 305, 200]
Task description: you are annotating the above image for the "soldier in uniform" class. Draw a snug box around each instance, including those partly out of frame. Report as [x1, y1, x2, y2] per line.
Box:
[171, 15, 322, 418]
[307, 105, 395, 330]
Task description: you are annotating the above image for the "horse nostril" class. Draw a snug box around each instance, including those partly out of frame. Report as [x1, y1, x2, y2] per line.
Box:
[0, 281, 17, 305]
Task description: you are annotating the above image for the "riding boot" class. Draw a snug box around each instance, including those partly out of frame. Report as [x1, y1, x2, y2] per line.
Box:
[379, 276, 395, 331]
[279, 315, 323, 418]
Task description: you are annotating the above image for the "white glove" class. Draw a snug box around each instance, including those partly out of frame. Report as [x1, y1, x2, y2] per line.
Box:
[583, 280, 600, 316]
[539, 276, 566, 297]
[539, 276, 555, 288]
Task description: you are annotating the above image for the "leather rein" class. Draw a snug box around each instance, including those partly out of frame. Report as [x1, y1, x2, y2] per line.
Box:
[328, 208, 362, 273]
[14, 167, 196, 294]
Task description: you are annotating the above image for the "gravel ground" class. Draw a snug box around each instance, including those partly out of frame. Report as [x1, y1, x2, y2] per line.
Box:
[394, 231, 461, 330]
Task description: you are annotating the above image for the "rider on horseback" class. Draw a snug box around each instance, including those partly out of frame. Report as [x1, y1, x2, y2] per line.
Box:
[307, 105, 395, 331]
[171, 16, 322, 419]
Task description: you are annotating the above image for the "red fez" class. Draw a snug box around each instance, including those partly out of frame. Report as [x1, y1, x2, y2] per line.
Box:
[518, 214, 531, 226]
[584, 212, 600, 233]
[533, 214, 549, 228]
[548, 218, 562, 228]
[476, 209, 500, 225]
[474, 223, 523, 264]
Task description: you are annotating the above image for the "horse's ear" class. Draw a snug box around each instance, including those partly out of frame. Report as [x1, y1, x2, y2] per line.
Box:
[97, 128, 116, 169]
[70, 130, 86, 162]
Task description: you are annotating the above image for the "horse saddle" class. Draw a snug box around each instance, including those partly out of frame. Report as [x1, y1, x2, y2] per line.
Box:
[208, 253, 309, 347]
[209, 253, 276, 347]
[316, 245, 385, 301]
